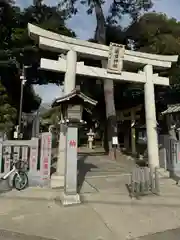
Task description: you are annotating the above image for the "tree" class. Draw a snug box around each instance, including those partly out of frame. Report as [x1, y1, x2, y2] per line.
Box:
[58, 0, 153, 155]
[0, 0, 75, 74]
[126, 13, 180, 55]
[0, 0, 76, 114]
[125, 12, 180, 138]
[0, 0, 76, 139]
[126, 13, 180, 92]
[0, 80, 17, 135]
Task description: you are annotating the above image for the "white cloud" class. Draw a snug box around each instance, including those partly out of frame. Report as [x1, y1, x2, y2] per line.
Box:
[34, 84, 62, 103]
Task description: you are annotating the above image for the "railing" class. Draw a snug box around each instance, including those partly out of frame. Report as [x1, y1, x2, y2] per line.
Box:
[0, 132, 52, 187]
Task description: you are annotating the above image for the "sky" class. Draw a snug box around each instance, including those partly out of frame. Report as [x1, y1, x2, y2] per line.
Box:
[15, 0, 180, 103]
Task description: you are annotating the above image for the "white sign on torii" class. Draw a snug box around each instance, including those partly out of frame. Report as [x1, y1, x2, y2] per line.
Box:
[28, 23, 178, 186]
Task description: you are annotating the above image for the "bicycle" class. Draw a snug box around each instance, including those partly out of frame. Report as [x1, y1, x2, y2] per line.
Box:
[0, 157, 29, 191]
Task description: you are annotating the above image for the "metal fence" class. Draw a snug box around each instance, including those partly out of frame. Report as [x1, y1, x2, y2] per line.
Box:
[0, 132, 52, 187]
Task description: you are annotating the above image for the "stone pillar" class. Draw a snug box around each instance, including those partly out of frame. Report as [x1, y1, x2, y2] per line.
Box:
[62, 126, 80, 205]
[51, 50, 77, 188]
[144, 64, 159, 169]
[64, 50, 77, 93]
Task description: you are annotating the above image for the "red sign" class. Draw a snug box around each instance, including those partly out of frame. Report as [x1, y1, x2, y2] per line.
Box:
[44, 163, 48, 170]
[69, 140, 76, 148]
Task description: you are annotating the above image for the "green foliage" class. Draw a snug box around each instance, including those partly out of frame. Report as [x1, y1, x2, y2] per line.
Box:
[0, 0, 76, 118]
[126, 12, 180, 95]
[123, 12, 180, 105]
[126, 13, 180, 55]
[58, 0, 152, 23]
[0, 0, 75, 74]
[40, 106, 61, 131]
[108, 0, 153, 24]
[87, 12, 180, 106]
[0, 80, 17, 133]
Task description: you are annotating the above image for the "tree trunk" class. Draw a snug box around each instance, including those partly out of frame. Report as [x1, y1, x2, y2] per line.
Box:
[94, 3, 118, 158]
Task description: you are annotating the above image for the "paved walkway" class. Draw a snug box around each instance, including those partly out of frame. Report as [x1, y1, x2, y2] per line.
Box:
[2, 227, 180, 240]
[1, 147, 180, 239]
[78, 148, 134, 177]
[0, 229, 55, 240]
[53, 147, 135, 178]
[136, 228, 180, 240]
[1, 176, 180, 239]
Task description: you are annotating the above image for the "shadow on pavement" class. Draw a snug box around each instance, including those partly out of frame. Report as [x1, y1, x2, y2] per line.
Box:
[77, 155, 97, 193]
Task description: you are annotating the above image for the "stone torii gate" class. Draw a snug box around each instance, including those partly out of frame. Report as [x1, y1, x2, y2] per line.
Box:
[117, 105, 142, 154]
[28, 23, 178, 188]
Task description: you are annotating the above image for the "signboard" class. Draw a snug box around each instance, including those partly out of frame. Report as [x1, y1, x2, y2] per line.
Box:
[13, 146, 20, 162]
[22, 146, 28, 162]
[40, 132, 51, 183]
[112, 136, 118, 145]
[29, 139, 39, 173]
[107, 43, 125, 74]
[3, 146, 11, 173]
[28, 138, 39, 186]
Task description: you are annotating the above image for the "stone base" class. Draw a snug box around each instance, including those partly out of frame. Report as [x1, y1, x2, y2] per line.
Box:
[61, 192, 81, 206]
[50, 174, 64, 188]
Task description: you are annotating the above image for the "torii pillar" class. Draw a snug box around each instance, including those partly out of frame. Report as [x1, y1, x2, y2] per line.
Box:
[144, 65, 159, 169]
[51, 50, 77, 188]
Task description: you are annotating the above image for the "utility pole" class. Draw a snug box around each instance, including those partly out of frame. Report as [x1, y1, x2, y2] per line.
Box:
[18, 65, 27, 139]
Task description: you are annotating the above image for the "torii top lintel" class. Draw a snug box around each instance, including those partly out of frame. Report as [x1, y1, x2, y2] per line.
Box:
[28, 23, 178, 69]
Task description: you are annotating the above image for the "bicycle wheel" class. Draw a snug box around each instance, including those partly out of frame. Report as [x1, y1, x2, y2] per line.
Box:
[13, 171, 28, 191]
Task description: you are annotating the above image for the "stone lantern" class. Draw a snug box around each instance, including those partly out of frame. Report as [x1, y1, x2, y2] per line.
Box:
[87, 128, 95, 149]
[51, 89, 97, 205]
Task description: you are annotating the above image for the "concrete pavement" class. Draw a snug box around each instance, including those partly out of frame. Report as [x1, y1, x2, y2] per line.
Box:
[135, 228, 180, 240]
[1, 176, 180, 239]
[1, 148, 180, 239]
[0, 229, 55, 240]
[0, 198, 116, 240]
